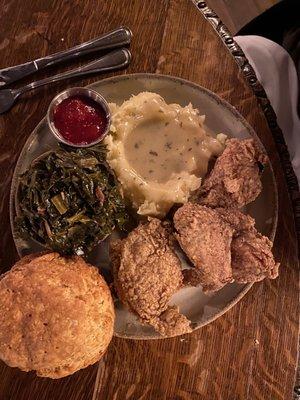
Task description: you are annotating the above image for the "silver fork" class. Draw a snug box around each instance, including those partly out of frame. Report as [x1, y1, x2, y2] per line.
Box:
[0, 48, 131, 114]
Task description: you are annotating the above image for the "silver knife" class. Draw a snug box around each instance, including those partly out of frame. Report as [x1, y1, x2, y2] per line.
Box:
[0, 26, 132, 87]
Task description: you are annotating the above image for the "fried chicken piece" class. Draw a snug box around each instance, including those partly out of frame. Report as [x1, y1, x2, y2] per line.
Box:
[111, 218, 191, 336]
[152, 306, 192, 337]
[174, 203, 234, 292]
[182, 268, 205, 287]
[216, 207, 255, 231]
[216, 208, 279, 282]
[231, 231, 279, 282]
[199, 138, 267, 208]
[174, 204, 279, 291]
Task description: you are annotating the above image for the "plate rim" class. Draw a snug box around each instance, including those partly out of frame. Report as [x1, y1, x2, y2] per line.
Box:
[9, 72, 278, 340]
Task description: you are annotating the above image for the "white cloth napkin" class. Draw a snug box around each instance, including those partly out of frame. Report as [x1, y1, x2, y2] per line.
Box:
[234, 35, 300, 185]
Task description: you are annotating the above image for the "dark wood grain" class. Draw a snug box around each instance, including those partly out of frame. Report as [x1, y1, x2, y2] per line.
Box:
[0, 0, 298, 399]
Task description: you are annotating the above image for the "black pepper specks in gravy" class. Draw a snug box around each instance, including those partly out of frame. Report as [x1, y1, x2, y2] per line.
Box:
[123, 117, 212, 182]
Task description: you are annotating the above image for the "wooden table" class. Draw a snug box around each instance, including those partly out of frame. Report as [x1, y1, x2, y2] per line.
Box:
[0, 1, 299, 399]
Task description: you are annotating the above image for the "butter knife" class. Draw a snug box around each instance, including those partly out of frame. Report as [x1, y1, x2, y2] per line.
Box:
[0, 27, 132, 87]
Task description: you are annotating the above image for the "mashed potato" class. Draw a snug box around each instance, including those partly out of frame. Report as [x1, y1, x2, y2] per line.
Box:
[105, 92, 225, 217]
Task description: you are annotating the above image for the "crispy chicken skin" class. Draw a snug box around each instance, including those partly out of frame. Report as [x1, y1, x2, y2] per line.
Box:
[111, 218, 191, 336]
[174, 203, 234, 292]
[216, 208, 279, 282]
[216, 207, 255, 232]
[174, 204, 279, 292]
[198, 138, 267, 208]
[231, 231, 279, 282]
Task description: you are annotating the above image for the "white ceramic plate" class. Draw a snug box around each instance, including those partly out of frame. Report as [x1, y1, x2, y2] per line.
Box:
[10, 73, 278, 339]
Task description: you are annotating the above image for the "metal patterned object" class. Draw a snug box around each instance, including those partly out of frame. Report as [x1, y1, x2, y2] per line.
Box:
[192, 1, 300, 397]
[193, 0, 300, 242]
[193, 0, 299, 197]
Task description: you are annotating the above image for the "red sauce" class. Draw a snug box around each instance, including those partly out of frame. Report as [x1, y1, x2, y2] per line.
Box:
[53, 95, 108, 145]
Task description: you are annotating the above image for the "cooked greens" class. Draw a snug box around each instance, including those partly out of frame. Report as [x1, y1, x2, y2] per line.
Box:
[16, 145, 128, 255]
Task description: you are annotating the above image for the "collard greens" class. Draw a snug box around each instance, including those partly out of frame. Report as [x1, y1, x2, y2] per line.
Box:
[16, 145, 128, 255]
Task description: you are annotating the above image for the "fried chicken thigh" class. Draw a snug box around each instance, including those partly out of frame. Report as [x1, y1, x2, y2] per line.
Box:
[174, 203, 279, 292]
[173, 203, 234, 292]
[199, 138, 267, 208]
[110, 218, 191, 336]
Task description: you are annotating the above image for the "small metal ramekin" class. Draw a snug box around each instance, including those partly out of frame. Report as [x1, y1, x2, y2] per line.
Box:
[46, 87, 111, 148]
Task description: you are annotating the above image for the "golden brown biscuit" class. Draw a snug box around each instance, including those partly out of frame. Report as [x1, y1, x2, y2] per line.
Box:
[0, 252, 114, 378]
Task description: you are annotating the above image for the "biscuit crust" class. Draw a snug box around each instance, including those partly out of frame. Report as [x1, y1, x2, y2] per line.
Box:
[0, 253, 115, 378]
